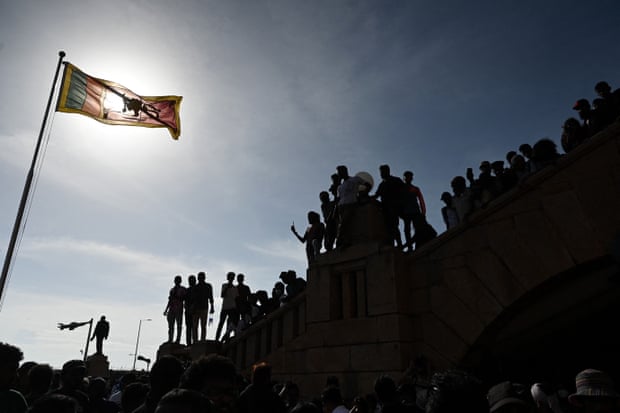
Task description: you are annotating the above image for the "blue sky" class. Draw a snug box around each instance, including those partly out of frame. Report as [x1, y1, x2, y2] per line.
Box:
[1, 0, 620, 369]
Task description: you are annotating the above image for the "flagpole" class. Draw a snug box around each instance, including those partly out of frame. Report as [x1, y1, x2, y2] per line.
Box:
[0, 51, 66, 309]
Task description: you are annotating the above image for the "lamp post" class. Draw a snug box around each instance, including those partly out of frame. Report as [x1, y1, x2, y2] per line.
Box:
[132, 318, 151, 371]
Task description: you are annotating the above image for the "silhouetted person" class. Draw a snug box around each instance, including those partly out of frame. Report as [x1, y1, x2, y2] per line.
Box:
[180, 354, 239, 413]
[279, 270, 306, 303]
[335, 165, 369, 248]
[321, 386, 347, 413]
[518, 143, 534, 173]
[26, 363, 53, 405]
[163, 275, 186, 344]
[451, 176, 473, 223]
[88, 377, 119, 413]
[238, 362, 286, 413]
[51, 360, 90, 413]
[595, 80, 620, 120]
[90, 316, 110, 355]
[401, 171, 426, 252]
[154, 389, 213, 413]
[505, 150, 517, 165]
[184, 274, 197, 346]
[121, 382, 149, 413]
[193, 272, 214, 342]
[28, 394, 79, 413]
[319, 191, 337, 252]
[561, 117, 586, 153]
[532, 138, 560, 170]
[374, 164, 405, 248]
[425, 370, 487, 413]
[291, 211, 325, 265]
[134, 355, 184, 413]
[374, 375, 409, 413]
[440, 192, 458, 231]
[215, 272, 238, 342]
[0, 342, 27, 413]
[572, 98, 604, 137]
[236, 273, 252, 331]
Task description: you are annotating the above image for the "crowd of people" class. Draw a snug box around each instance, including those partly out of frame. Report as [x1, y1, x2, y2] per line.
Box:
[292, 163, 437, 264]
[441, 80, 620, 230]
[2, 341, 620, 413]
[163, 270, 307, 346]
[291, 81, 620, 261]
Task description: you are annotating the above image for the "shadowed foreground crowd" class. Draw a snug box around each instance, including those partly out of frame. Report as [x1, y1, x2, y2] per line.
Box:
[2, 342, 620, 413]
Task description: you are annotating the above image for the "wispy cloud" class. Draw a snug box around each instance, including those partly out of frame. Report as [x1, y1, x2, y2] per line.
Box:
[245, 238, 306, 264]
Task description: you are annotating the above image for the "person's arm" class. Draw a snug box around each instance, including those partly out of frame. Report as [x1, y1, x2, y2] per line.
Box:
[290, 224, 306, 243]
[417, 187, 427, 215]
[208, 285, 214, 313]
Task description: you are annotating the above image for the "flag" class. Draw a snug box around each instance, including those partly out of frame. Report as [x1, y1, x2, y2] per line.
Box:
[56, 63, 182, 139]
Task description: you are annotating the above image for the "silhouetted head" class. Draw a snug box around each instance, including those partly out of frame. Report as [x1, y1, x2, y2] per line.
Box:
[505, 151, 517, 164]
[518, 144, 533, 159]
[510, 154, 526, 171]
[595, 81, 611, 96]
[440, 192, 452, 205]
[374, 375, 398, 404]
[451, 176, 467, 196]
[425, 370, 487, 413]
[150, 355, 184, 395]
[479, 161, 491, 173]
[28, 363, 53, 394]
[573, 98, 591, 113]
[379, 164, 390, 179]
[29, 394, 78, 413]
[336, 165, 349, 180]
[122, 382, 150, 413]
[174, 275, 182, 285]
[319, 191, 330, 203]
[60, 360, 86, 391]
[155, 388, 213, 413]
[237, 273, 244, 284]
[403, 170, 413, 184]
[189, 274, 197, 286]
[0, 342, 23, 388]
[321, 386, 344, 411]
[180, 355, 238, 413]
[99, 316, 106, 322]
[226, 272, 235, 282]
[250, 362, 272, 386]
[272, 282, 285, 298]
[197, 272, 205, 283]
[532, 138, 559, 162]
[308, 211, 321, 225]
[491, 161, 504, 174]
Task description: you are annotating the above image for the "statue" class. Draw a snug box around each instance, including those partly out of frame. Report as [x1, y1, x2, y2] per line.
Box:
[90, 315, 110, 355]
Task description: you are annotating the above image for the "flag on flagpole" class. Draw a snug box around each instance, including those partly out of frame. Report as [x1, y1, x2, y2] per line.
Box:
[56, 63, 182, 139]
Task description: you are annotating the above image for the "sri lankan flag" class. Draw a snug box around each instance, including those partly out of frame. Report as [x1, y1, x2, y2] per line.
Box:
[56, 63, 182, 140]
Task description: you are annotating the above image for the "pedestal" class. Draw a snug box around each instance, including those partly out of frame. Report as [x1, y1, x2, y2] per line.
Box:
[86, 353, 110, 378]
[189, 340, 219, 360]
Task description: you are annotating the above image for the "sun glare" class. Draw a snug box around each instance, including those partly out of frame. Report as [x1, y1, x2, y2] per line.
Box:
[103, 92, 125, 113]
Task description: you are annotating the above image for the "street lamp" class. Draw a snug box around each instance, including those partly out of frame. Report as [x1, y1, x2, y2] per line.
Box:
[132, 318, 151, 370]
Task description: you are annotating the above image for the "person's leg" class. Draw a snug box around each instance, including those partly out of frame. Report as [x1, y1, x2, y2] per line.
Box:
[403, 214, 413, 251]
[174, 312, 183, 343]
[192, 313, 199, 344]
[215, 310, 227, 341]
[185, 311, 193, 346]
[199, 310, 207, 341]
[166, 313, 175, 343]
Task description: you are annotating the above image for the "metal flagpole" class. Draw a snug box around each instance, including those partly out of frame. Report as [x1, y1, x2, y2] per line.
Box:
[0, 51, 66, 309]
[84, 318, 93, 362]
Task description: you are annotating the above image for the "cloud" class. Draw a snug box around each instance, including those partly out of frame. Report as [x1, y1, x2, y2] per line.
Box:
[245, 238, 306, 265]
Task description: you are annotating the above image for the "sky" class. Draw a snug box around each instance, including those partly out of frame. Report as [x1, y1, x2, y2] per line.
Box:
[1, 0, 620, 370]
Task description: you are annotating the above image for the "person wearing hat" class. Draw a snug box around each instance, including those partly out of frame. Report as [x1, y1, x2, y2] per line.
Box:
[487, 381, 535, 413]
[572, 98, 604, 137]
[568, 369, 620, 413]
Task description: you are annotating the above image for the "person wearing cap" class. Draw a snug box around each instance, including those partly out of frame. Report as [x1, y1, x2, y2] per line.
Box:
[572, 98, 605, 137]
[568, 369, 620, 413]
[487, 381, 535, 413]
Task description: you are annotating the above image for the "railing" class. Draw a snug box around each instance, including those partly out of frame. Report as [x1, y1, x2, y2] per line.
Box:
[222, 292, 307, 371]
